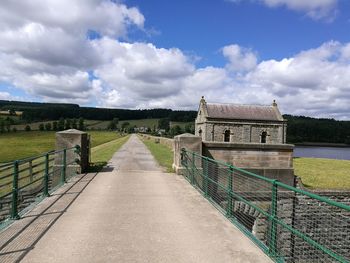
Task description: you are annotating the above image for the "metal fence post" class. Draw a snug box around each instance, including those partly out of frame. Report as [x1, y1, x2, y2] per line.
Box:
[227, 166, 234, 217]
[43, 153, 49, 197]
[269, 180, 278, 258]
[191, 151, 195, 185]
[11, 161, 20, 219]
[204, 157, 209, 197]
[29, 160, 33, 182]
[61, 149, 66, 184]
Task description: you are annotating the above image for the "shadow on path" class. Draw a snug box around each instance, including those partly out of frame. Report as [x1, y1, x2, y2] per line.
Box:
[0, 172, 98, 262]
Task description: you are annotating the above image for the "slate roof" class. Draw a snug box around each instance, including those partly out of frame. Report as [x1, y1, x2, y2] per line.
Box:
[205, 103, 284, 121]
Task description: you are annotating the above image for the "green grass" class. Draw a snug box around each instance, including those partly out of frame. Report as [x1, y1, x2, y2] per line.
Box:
[91, 135, 130, 164]
[86, 119, 161, 130]
[0, 131, 123, 163]
[293, 157, 350, 189]
[140, 136, 173, 172]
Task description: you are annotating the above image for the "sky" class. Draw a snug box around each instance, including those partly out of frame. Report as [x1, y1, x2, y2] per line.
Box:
[0, 0, 350, 119]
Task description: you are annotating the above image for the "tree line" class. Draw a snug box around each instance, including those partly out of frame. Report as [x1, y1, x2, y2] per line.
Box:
[1, 100, 350, 143]
[284, 115, 350, 144]
[0, 100, 196, 122]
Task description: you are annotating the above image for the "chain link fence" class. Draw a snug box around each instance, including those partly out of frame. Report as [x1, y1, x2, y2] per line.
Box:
[181, 149, 350, 263]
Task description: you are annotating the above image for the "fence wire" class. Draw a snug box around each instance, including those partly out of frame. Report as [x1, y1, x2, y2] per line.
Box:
[181, 149, 350, 263]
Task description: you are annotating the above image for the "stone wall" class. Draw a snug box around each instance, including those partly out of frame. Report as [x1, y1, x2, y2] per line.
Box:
[291, 181, 350, 262]
[138, 134, 174, 150]
[203, 141, 295, 186]
[197, 121, 287, 144]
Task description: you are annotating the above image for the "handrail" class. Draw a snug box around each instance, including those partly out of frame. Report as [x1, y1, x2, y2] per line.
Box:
[0, 145, 80, 223]
[181, 148, 350, 263]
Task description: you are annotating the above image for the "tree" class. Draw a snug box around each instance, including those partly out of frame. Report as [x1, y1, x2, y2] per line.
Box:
[72, 118, 77, 129]
[0, 119, 5, 133]
[53, 121, 58, 131]
[25, 125, 31, 131]
[184, 123, 195, 134]
[78, 118, 85, 130]
[158, 118, 170, 131]
[121, 122, 130, 131]
[45, 122, 52, 131]
[58, 118, 65, 131]
[169, 125, 183, 137]
[39, 123, 45, 131]
[64, 119, 71, 130]
[108, 118, 119, 130]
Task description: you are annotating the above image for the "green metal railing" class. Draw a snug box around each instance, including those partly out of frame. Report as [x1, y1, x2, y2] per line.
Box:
[181, 149, 350, 263]
[0, 146, 80, 223]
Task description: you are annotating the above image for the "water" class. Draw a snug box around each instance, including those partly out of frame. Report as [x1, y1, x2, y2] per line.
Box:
[294, 146, 350, 160]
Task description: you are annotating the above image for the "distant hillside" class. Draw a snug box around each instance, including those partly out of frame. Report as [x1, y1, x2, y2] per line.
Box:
[0, 100, 196, 122]
[1, 100, 349, 144]
[283, 115, 350, 144]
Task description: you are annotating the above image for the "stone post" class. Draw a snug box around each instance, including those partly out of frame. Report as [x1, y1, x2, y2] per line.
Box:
[173, 133, 202, 175]
[54, 129, 89, 186]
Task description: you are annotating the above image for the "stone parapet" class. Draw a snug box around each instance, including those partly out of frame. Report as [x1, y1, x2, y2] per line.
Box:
[173, 134, 202, 175]
[138, 134, 174, 150]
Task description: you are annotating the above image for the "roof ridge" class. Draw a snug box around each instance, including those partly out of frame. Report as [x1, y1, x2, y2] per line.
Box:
[206, 102, 272, 107]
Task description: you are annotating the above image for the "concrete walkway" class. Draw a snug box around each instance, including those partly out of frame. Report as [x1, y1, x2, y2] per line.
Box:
[0, 135, 271, 262]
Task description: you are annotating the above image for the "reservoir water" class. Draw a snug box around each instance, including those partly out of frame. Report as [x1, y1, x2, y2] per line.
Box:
[294, 146, 350, 160]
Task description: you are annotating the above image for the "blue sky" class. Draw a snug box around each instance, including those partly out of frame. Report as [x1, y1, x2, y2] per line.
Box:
[0, 0, 350, 119]
[128, 0, 350, 61]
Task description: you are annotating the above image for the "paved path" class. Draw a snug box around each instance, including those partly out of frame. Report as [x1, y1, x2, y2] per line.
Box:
[0, 135, 271, 262]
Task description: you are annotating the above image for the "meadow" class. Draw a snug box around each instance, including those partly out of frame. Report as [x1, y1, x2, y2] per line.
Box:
[10, 118, 192, 131]
[0, 131, 123, 163]
[293, 157, 350, 189]
[140, 136, 173, 172]
[139, 138, 350, 190]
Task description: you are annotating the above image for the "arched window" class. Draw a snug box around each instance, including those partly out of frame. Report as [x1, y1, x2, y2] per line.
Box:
[224, 130, 230, 142]
[261, 131, 267, 143]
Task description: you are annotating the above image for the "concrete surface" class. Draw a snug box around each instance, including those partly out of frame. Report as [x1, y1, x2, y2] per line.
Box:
[0, 134, 271, 263]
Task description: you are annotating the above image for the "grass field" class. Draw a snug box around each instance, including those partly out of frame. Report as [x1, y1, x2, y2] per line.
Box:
[293, 157, 350, 189]
[140, 136, 173, 172]
[86, 118, 161, 130]
[91, 135, 130, 166]
[139, 136, 350, 189]
[0, 134, 130, 200]
[0, 131, 124, 163]
[9, 118, 192, 131]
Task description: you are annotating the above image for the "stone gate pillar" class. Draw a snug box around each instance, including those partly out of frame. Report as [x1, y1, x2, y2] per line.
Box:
[173, 133, 202, 175]
[55, 129, 89, 176]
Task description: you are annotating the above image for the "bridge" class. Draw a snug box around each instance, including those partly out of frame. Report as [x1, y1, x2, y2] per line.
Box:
[0, 135, 271, 262]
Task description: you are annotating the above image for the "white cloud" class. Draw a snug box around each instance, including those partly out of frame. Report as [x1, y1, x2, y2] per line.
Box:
[0, 91, 13, 100]
[228, 0, 338, 21]
[262, 0, 337, 20]
[0, 0, 144, 104]
[239, 41, 350, 119]
[222, 44, 257, 72]
[0, 1, 349, 119]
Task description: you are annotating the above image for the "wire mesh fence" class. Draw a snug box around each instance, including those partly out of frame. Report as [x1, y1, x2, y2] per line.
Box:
[0, 146, 80, 225]
[181, 149, 350, 263]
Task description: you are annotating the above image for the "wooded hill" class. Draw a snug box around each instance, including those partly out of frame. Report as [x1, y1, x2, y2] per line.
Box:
[1, 100, 349, 144]
[0, 100, 196, 122]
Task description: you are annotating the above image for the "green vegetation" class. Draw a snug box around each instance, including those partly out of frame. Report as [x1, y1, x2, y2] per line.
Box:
[285, 115, 350, 144]
[293, 157, 350, 189]
[0, 131, 123, 162]
[140, 137, 173, 172]
[0, 99, 196, 123]
[90, 135, 130, 170]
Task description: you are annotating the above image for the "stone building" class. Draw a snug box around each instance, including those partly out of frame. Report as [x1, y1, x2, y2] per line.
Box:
[195, 97, 287, 144]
